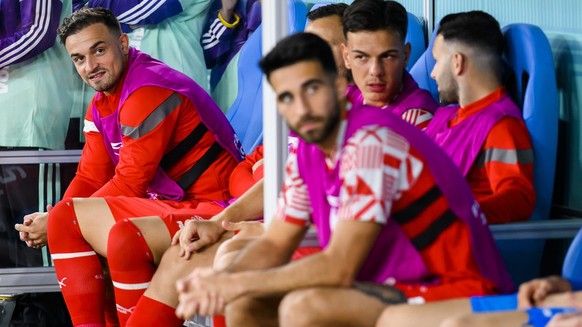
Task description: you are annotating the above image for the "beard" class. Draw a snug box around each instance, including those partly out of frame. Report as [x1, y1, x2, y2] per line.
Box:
[437, 75, 460, 105]
[289, 102, 341, 145]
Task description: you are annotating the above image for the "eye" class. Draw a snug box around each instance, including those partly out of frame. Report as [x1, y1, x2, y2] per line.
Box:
[95, 47, 105, 56]
[72, 56, 84, 64]
[279, 94, 293, 104]
[306, 84, 318, 94]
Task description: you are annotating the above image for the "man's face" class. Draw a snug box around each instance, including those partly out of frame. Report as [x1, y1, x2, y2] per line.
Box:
[430, 35, 459, 105]
[342, 30, 409, 107]
[65, 23, 129, 95]
[305, 15, 348, 79]
[269, 60, 342, 145]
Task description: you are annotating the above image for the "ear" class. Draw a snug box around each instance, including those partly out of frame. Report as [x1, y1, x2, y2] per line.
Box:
[451, 52, 465, 76]
[403, 42, 411, 68]
[119, 34, 129, 54]
[341, 42, 351, 69]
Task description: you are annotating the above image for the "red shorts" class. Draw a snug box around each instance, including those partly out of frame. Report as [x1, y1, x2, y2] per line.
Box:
[104, 196, 225, 237]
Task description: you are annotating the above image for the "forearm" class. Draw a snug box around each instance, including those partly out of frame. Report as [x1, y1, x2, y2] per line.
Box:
[87, 0, 183, 31]
[217, 181, 264, 223]
[479, 188, 535, 224]
[0, 0, 62, 68]
[228, 249, 349, 299]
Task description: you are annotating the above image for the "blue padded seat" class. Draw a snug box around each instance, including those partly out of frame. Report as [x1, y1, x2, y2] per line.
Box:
[563, 227, 582, 290]
[226, 0, 307, 154]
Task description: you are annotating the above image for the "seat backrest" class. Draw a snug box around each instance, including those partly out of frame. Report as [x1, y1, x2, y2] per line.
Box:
[406, 12, 426, 71]
[562, 228, 582, 289]
[502, 23, 558, 222]
[409, 25, 439, 101]
[225, 0, 307, 154]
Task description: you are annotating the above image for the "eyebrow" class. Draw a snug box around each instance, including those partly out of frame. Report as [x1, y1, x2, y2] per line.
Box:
[351, 48, 399, 56]
[70, 40, 106, 58]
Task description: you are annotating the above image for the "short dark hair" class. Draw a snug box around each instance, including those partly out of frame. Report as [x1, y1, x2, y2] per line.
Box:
[306, 3, 348, 21]
[342, 0, 408, 42]
[437, 11, 503, 57]
[57, 7, 122, 45]
[259, 33, 337, 80]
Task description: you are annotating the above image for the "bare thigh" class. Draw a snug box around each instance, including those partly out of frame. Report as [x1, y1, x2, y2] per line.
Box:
[376, 298, 472, 327]
[144, 232, 234, 308]
[73, 197, 116, 256]
[279, 287, 388, 327]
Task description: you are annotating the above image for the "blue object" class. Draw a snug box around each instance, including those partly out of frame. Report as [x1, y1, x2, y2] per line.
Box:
[406, 12, 426, 71]
[470, 294, 518, 313]
[496, 24, 559, 285]
[563, 227, 582, 291]
[527, 307, 579, 327]
[226, 0, 307, 154]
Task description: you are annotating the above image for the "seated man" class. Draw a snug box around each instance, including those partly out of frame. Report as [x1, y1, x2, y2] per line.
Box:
[341, 0, 437, 129]
[425, 11, 535, 223]
[305, 3, 350, 82]
[16, 7, 243, 326]
[174, 32, 513, 327]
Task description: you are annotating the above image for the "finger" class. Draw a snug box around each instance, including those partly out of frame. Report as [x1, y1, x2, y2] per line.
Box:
[46, 204, 53, 212]
[533, 283, 550, 304]
[171, 230, 181, 245]
[15, 223, 33, 233]
[188, 237, 213, 253]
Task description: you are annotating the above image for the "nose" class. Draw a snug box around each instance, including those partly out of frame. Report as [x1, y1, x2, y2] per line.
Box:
[84, 56, 98, 74]
[296, 92, 312, 117]
[370, 58, 385, 77]
[430, 65, 437, 81]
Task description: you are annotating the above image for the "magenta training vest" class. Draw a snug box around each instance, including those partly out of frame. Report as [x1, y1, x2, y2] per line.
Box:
[91, 48, 244, 201]
[296, 105, 514, 292]
[425, 93, 522, 176]
[346, 71, 438, 115]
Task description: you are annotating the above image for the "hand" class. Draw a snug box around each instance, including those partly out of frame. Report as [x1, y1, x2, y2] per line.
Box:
[175, 268, 243, 318]
[14, 205, 52, 248]
[547, 312, 582, 327]
[172, 218, 225, 260]
[518, 276, 572, 308]
[223, 220, 264, 239]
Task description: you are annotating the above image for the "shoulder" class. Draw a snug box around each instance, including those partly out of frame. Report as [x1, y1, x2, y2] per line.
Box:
[486, 116, 531, 148]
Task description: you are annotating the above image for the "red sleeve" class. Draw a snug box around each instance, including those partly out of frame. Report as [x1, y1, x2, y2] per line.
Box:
[64, 104, 115, 198]
[474, 117, 536, 224]
[92, 87, 182, 197]
[228, 145, 264, 198]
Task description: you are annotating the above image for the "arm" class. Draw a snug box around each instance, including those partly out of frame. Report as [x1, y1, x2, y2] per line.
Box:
[91, 87, 184, 197]
[201, 0, 241, 69]
[229, 144, 264, 197]
[476, 118, 535, 224]
[87, 0, 183, 32]
[173, 180, 265, 259]
[0, 0, 62, 68]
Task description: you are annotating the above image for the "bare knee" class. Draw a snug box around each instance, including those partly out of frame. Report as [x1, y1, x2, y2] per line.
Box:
[279, 289, 326, 327]
[213, 237, 254, 270]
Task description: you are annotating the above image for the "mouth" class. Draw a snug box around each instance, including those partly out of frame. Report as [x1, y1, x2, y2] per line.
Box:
[366, 82, 386, 93]
[88, 71, 106, 82]
[298, 120, 321, 134]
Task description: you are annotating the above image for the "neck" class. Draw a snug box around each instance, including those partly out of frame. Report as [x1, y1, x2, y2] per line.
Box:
[317, 103, 346, 156]
[458, 77, 501, 107]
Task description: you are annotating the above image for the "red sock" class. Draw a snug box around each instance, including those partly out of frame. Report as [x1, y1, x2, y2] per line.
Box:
[48, 199, 106, 325]
[107, 219, 157, 326]
[126, 296, 183, 327]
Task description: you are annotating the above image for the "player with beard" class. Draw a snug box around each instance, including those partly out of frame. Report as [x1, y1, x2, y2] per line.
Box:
[174, 32, 512, 327]
[425, 11, 535, 224]
[15, 7, 244, 327]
